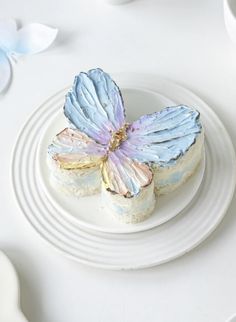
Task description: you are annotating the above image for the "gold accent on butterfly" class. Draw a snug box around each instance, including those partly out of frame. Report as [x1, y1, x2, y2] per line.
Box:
[108, 123, 129, 152]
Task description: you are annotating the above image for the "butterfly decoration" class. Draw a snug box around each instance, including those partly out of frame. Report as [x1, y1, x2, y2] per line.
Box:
[48, 68, 202, 200]
[0, 19, 58, 94]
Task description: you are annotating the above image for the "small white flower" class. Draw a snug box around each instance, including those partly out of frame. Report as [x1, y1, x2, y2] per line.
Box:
[0, 18, 58, 94]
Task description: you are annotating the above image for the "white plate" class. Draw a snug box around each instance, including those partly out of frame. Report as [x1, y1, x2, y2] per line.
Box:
[37, 88, 205, 234]
[11, 73, 236, 270]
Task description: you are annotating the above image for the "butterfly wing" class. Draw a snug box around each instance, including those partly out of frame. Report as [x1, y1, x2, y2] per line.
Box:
[13, 23, 58, 55]
[0, 50, 12, 93]
[120, 105, 202, 166]
[102, 149, 153, 197]
[48, 128, 106, 169]
[64, 68, 126, 146]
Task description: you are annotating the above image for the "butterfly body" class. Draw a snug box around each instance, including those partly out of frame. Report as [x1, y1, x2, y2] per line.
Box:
[48, 69, 204, 223]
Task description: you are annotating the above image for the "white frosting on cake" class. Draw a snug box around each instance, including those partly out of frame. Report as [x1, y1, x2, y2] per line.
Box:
[101, 180, 156, 224]
[154, 131, 204, 195]
[48, 158, 101, 197]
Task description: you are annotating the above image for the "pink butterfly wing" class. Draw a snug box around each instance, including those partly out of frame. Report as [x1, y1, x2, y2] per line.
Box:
[102, 149, 153, 197]
[48, 128, 106, 169]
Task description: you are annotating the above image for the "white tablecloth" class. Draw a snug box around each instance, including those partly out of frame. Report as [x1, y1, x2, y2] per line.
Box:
[1, 0, 236, 321]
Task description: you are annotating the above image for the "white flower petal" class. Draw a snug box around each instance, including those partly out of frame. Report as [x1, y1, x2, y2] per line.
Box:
[14, 23, 58, 55]
[0, 50, 12, 94]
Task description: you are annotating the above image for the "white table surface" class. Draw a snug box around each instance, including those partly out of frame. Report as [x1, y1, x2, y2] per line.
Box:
[1, 0, 236, 321]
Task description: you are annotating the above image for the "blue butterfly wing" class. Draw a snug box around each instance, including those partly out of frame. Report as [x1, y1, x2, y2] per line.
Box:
[120, 105, 203, 166]
[64, 68, 126, 146]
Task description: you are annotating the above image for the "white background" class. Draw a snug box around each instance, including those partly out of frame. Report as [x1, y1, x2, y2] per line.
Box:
[1, 0, 236, 321]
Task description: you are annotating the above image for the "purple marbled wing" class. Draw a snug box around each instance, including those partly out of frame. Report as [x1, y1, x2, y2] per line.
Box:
[48, 128, 106, 169]
[102, 149, 153, 197]
[64, 68, 126, 146]
[120, 105, 202, 167]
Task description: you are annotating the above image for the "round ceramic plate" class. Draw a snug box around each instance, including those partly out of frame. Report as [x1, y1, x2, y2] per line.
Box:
[11, 73, 236, 270]
[37, 88, 205, 234]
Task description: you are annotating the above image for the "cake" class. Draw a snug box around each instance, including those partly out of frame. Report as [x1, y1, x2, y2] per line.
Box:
[48, 68, 204, 224]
